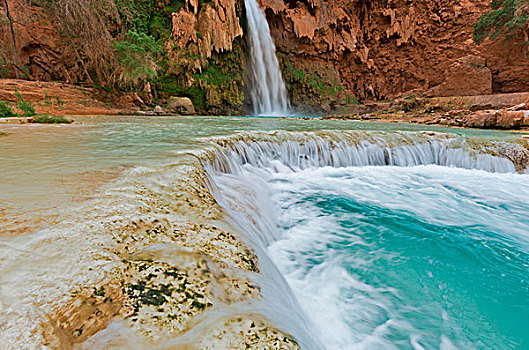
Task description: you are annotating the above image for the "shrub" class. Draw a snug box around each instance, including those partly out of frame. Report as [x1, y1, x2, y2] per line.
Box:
[474, 0, 529, 44]
[15, 90, 35, 117]
[114, 29, 161, 89]
[47, 0, 122, 84]
[31, 114, 72, 124]
[0, 101, 16, 118]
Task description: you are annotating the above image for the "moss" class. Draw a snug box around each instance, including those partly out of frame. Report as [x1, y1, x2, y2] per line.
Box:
[126, 280, 174, 311]
[31, 115, 72, 124]
[158, 36, 246, 115]
[93, 286, 106, 297]
[281, 58, 360, 112]
[158, 77, 207, 110]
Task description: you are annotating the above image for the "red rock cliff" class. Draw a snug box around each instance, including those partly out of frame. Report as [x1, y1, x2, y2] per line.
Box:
[2, 0, 528, 113]
[259, 0, 529, 102]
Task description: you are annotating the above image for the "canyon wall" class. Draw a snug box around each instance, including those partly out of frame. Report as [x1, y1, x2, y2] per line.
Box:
[259, 0, 529, 111]
[1, 0, 529, 114]
[0, 0, 248, 115]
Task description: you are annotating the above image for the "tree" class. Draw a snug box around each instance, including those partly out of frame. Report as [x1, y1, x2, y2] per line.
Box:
[47, 0, 122, 84]
[114, 30, 161, 89]
[474, 0, 529, 48]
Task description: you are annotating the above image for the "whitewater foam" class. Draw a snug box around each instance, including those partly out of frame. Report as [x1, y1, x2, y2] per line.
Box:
[203, 132, 529, 349]
[2, 127, 527, 349]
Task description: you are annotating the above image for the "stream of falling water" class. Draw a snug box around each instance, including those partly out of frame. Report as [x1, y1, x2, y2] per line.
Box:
[244, 0, 290, 115]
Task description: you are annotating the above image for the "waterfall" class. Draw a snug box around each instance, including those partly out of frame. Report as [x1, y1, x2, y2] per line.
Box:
[202, 131, 517, 175]
[244, 0, 290, 116]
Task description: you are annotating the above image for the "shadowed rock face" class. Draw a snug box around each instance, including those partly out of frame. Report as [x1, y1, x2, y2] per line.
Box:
[258, 0, 529, 102]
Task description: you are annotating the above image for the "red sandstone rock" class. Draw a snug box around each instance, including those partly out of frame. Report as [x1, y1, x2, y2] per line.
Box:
[460, 109, 529, 129]
[2, 0, 529, 105]
[167, 0, 243, 75]
[427, 56, 492, 97]
[260, 0, 529, 101]
[496, 110, 526, 129]
[0, 0, 67, 81]
[462, 111, 497, 128]
[0, 79, 126, 116]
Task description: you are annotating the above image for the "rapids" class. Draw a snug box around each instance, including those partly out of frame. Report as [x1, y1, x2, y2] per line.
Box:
[203, 131, 529, 349]
[1, 116, 528, 349]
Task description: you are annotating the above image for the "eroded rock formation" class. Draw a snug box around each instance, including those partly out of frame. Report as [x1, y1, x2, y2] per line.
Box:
[259, 0, 529, 109]
[1, 0, 528, 114]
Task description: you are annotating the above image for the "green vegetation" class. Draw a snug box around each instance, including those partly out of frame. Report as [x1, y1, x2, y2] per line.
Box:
[0, 101, 16, 118]
[31, 115, 72, 124]
[44, 92, 52, 106]
[114, 29, 161, 88]
[474, 0, 529, 44]
[93, 287, 106, 297]
[2, 0, 245, 114]
[28, 0, 244, 114]
[0, 90, 71, 123]
[15, 90, 35, 117]
[0, 50, 9, 78]
[282, 60, 360, 110]
[158, 77, 206, 110]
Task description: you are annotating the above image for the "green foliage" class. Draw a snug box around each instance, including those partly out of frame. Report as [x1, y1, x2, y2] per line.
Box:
[474, 0, 529, 44]
[56, 96, 64, 108]
[115, 29, 161, 88]
[15, 90, 36, 117]
[37, 0, 245, 113]
[158, 76, 206, 110]
[283, 60, 357, 101]
[0, 94, 69, 123]
[346, 96, 361, 105]
[31, 114, 72, 124]
[194, 57, 239, 86]
[115, 0, 183, 40]
[0, 101, 16, 118]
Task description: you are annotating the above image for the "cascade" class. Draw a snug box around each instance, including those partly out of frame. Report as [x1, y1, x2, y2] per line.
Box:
[202, 131, 516, 175]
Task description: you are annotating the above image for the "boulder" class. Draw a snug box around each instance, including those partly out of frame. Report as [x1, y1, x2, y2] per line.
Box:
[462, 110, 497, 128]
[153, 105, 165, 115]
[495, 110, 526, 129]
[166, 97, 195, 115]
[523, 111, 529, 127]
[427, 55, 492, 97]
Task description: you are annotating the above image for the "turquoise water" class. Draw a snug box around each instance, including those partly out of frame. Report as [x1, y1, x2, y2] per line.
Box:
[2, 116, 528, 348]
[2, 116, 522, 230]
[267, 166, 529, 349]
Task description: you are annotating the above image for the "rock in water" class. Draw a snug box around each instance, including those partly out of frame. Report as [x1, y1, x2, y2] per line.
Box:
[153, 105, 164, 115]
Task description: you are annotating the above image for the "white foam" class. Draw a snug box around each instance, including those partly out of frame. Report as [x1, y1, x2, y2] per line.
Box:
[207, 152, 529, 349]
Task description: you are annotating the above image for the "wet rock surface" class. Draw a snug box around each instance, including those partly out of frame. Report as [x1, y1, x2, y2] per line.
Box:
[37, 158, 299, 348]
[167, 96, 196, 115]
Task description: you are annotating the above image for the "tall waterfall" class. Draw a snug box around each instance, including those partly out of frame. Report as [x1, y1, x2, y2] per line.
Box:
[245, 0, 290, 115]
